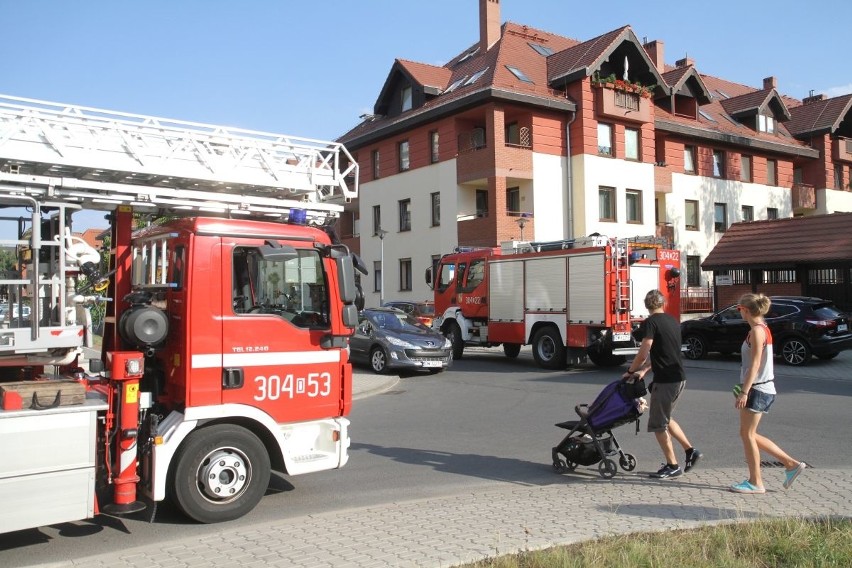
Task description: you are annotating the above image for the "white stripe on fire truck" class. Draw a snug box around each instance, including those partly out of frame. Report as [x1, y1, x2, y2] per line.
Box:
[191, 350, 341, 369]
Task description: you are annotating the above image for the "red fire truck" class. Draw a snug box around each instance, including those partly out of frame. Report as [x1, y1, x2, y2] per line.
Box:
[426, 236, 681, 369]
[0, 94, 361, 532]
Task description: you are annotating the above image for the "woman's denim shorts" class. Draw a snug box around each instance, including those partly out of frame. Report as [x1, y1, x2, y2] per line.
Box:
[746, 389, 775, 414]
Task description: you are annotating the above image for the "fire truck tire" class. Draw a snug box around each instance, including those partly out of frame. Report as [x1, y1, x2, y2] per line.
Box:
[370, 346, 390, 373]
[503, 343, 522, 358]
[446, 323, 465, 360]
[531, 327, 565, 370]
[170, 424, 271, 524]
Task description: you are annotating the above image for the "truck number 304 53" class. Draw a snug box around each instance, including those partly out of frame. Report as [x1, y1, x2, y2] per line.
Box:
[253, 372, 332, 401]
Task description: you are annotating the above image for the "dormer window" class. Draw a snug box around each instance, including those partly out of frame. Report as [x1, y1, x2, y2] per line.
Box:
[758, 114, 775, 134]
[401, 86, 412, 112]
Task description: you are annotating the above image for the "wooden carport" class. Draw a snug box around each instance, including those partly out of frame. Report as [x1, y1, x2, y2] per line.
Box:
[701, 212, 852, 312]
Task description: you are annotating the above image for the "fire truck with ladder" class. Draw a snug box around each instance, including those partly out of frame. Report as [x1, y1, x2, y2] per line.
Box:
[0, 94, 363, 533]
[426, 236, 681, 369]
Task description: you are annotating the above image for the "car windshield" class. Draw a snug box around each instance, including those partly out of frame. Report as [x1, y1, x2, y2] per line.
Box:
[370, 311, 426, 331]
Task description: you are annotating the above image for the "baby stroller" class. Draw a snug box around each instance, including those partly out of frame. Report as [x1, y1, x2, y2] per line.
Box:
[551, 377, 646, 479]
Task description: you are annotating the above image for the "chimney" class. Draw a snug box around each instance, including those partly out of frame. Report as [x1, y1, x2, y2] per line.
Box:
[675, 56, 694, 69]
[643, 40, 665, 71]
[803, 90, 826, 105]
[763, 76, 777, 90]
[480, 0, 501, 53]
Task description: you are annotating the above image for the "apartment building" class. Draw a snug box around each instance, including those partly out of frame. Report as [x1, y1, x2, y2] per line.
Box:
[337, 0, 852, 307]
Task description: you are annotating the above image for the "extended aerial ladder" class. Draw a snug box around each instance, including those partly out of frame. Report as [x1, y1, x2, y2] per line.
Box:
[0, 93, 359, 368]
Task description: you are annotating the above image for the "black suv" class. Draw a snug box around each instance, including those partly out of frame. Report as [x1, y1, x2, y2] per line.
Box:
[681, 296, 851, 366]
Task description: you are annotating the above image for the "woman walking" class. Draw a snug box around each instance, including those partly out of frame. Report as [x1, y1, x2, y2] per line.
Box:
[730, 293, 807, 494]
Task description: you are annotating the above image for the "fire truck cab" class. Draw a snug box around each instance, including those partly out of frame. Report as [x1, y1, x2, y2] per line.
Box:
[0, 94, 361, 532]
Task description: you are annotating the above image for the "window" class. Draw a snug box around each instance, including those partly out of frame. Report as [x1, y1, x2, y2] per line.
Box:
[684, 145, 696, 173]
[529, 42, 554, 56]
[741, 155, 752, 182]
[685, 200, 699, 230]
[401, 86, 412, 112]
[464, 67, 489, 85]
[398, 199, 411, 232]
[232, 247, 329, 329]
[463, 259, 486, 291]
[598, 123, 613, 156]
[430, 192, 440, 226]
[399, 259, 412, 292]
[625, 128, 639, 160]
[686, 255, 701, 287]
[372, 149, 380, 179]
[430, 130, 439, 163]
[599, 186, 616, 221]
[398, 140, 410, 171]
[835, 164, 844, 190]
[758, 114, 775, 134]
[505, 65, 533, 83]
[712, 150, 725, 178]
[505, 122, 520, 145]
[625, 189, 642, 223]
[445, 76, 466, 94]
[699, 109, 717, 122]
[372, 205, 381, 236]
[767, 207, 778, 220]
[742, 205, 754, 222]
[373, 261, 382, 293]
[714, 203, 727, 232]
[506, 187, 520, 215]
[475, 189, 488, 217]
[436, 260, 454, 292]
[767, 159, 777, 186]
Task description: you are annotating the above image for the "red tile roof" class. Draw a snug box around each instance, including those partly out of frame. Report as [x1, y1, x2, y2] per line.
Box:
[702, 212, 852, 269]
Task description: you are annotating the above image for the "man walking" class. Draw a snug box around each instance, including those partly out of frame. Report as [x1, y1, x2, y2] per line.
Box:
[623, 289, 702, 478]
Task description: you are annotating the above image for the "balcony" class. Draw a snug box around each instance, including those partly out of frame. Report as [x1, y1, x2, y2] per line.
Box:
[833, 137, 852, 162]
[654, 163, 672, 193]
[791, 183, 816, 212]
[594, 85, 651, 124]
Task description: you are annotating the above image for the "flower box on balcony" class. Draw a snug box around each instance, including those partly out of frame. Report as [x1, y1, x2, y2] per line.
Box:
[593, 84, 651, 123]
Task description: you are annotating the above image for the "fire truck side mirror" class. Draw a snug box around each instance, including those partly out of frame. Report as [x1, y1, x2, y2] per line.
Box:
[336, 255, 357, 304]
[342, 304, 359, 328]
[424, 267, 433, 289]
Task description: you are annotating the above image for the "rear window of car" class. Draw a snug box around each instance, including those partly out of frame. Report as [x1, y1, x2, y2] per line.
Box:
[417, 303, 435, 315]
[812, 304, 844, 319]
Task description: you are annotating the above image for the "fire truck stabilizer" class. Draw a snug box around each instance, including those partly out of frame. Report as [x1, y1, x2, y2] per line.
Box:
[0, 93, 361, 533]
[426, 236, 681, 370]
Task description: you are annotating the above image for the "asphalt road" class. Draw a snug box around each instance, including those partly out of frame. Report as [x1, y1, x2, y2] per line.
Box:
[2, 348, 850, 567]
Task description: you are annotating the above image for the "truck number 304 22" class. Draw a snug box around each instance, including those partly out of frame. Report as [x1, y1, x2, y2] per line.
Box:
[253, 372, 332, 401]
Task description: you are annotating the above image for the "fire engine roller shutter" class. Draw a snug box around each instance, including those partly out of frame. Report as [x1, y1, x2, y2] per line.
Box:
[489, 259, 523, 321]
[629, 264, 660, 319]
[525, 257, 567, 312]
[568, 253, 606, 322]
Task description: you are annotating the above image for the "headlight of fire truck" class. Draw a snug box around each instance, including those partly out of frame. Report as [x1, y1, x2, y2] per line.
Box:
[386, 336, 417, 349]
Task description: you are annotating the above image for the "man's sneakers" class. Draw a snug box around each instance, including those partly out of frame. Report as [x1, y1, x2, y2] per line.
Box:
[783, 462, 807, 489]
[730, 480, 766, 494]
[649, 464, 683, 479]
[684, 447, 703, 472]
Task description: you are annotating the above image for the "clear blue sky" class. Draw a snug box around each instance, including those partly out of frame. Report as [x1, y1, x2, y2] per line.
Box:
[2, 0, 850, 233]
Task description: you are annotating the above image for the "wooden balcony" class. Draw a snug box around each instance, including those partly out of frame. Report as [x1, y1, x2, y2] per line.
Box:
[833, 136, 852, 162]
[791, 183, 816, 212]
[595, 85, 651, 124]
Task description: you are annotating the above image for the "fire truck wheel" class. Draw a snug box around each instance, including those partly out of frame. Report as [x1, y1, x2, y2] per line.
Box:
[446, 324, 465, 360]
[170, 424, 271, 524]
[370, 346, 390, 373]
[503, 343, 522, 358]
[532, 327, 566, 370]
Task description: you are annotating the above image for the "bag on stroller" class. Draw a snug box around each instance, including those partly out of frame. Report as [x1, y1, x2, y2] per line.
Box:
[551, 377, 646, 478]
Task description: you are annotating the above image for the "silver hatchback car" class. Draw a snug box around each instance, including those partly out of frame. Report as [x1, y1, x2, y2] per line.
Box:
[349, 307, 452, 374]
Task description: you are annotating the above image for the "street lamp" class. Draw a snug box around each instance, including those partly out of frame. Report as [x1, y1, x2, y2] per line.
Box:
[515, 213, 531, 241]
[376, 228, 388, 306]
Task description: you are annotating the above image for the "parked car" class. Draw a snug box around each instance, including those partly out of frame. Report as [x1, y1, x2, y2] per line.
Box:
[349, 307, 452, 374]
[681, 296, 852, 366]
[382, 300, 436, 328]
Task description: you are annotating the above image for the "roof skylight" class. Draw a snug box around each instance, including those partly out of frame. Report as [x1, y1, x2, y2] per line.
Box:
[529, 42, 554, 56]
[506, 65, 533, 84]
[716, 89, 730, 99]
[444, 76, 468, 94]
[698, 109, 717, 122]
[456, 47, 480, 66]
[464, 67, 489, 86]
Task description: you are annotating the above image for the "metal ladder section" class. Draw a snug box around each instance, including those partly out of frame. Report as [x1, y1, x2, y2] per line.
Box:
[610, 238, 631, 324]
[0, 93, 358, 222]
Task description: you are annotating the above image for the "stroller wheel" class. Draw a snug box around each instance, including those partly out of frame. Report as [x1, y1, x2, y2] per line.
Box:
[619, 453, 637, 471]
[552, 459, 568, 474]
[598, 458, 618, 479]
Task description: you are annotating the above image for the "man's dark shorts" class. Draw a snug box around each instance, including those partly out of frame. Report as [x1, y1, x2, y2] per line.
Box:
[647, 381, 685, 432]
